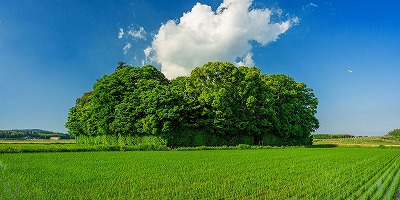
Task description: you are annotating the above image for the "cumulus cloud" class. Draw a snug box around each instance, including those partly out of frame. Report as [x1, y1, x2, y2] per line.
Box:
[236, 53, 254, 67]
[145, 0, 298, 79]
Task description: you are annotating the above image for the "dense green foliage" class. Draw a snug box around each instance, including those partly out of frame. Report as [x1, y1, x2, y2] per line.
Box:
[1, 148, 400, 199]
[386, 128, 400, 138]
[0, 129, 71, 139]
[66, 62, 319, 146]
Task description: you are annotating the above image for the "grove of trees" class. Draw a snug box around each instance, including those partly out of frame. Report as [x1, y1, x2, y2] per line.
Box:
[384, 128, 400, 141]
[66, 62, 319, 146]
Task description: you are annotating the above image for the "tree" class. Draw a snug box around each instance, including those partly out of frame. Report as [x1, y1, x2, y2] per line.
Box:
[385, 128, 400, 139]
[264, 74, 319, 145]
[112, 78, 181, 136]
[176, 62, 276, 145]
[65, 91, 93, 136]
[66, 62, 319, 146]
[67, 65, 175, 138]
[116, 62, 126, 70]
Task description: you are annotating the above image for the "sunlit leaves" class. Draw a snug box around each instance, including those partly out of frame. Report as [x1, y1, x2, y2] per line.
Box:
[66, 62, 319, 146]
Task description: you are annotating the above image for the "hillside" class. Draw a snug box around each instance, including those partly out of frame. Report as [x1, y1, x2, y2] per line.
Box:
[0, 129, 72, 139]
[9, 129, 64, 134]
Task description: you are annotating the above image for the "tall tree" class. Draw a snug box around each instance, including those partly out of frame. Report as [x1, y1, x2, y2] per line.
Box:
[180, 62, 276, 145]
[65, 91, 93, 136]
[265, 74, 319, 145]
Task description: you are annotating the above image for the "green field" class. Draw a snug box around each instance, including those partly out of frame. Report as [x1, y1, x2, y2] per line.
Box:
[313, 136, 400, 147]
[1, 148, 400, 199]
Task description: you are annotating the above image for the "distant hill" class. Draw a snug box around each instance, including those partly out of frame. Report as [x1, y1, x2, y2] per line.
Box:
[0, 129, 73, 139]
[9, 129, 65, 134]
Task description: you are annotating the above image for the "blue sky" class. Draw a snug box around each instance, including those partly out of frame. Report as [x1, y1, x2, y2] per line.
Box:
[0, 0, 399, 135]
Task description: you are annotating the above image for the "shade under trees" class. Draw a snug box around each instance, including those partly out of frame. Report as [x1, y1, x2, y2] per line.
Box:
[66, 62, 319, 146]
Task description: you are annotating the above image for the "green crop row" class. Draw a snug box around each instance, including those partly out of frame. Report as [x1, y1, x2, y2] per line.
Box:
[0, 143, 169, 153]
[0, 148, 399, 199]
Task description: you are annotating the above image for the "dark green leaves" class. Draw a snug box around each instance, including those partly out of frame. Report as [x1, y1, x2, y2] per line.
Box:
[66, 62, 319, 146]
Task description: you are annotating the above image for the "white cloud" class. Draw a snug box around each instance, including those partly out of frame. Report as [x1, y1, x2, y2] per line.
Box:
[118, 28, 124, 39]
[118, 26, 146, 40]
[303, 2, 318, 11]
[123, 43, 132, 54]
[144, 47, 152, 58]
[127, 26, 146, 40]
[118, 26, 147, 56]
[145, 0, 298, 79]
[236, 53, 254, 67]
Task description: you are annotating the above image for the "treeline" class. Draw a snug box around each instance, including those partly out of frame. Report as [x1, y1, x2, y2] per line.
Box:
[66, 62, 319, 146]
[313, 134, 355, 139]
[0, 129, 72, 139]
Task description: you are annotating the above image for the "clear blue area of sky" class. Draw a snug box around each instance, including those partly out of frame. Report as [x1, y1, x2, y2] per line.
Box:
[0, 0, 399, 135]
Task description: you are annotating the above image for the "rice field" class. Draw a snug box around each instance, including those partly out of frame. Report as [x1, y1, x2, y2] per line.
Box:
[313, 136, 400, 147]
[1, 148, 400, 199]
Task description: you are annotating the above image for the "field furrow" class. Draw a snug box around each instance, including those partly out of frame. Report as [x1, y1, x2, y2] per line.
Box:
[0, 170, 25, 199]
[383, 162, 400, 199]
[371, 160, 400, 199]
[346, 154, 398, 199]
[336, 154, 395, 199]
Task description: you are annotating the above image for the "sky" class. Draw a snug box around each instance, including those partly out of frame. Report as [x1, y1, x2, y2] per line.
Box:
[0, 0, 399, 135]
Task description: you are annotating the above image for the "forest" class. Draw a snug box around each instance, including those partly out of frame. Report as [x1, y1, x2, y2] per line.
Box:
[0, 129, 70, 139]
[66, 62, 319, 146]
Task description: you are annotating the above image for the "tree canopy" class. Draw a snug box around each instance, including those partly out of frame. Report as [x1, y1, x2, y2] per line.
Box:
[66, 62, 319, 146]
[385, 128, 400, 139]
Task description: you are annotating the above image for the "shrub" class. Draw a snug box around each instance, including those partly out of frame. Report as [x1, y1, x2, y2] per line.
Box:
[237, 144, 251, 149]
[378, 145, 387, 149]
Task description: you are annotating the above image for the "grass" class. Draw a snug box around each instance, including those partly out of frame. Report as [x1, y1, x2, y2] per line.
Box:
[0, 143, 169, 153]
[1, 148, 400, 199]
[2, 136, 400, 153]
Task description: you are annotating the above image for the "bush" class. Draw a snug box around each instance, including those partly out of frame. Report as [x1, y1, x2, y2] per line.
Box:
[75, 135, 166, 146]
[237, 144, 251, 149]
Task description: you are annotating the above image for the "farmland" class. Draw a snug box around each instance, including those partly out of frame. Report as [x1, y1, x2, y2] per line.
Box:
[313, 136, 400, 147]
[1, 148, 400, 199]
